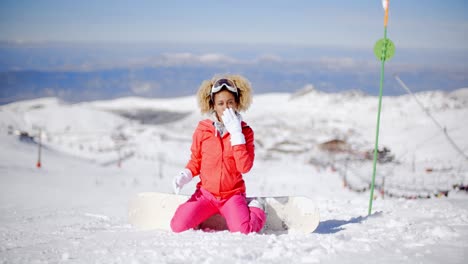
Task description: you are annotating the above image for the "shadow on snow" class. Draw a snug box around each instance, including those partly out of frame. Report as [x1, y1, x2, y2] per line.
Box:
[314, 211, 383, 234]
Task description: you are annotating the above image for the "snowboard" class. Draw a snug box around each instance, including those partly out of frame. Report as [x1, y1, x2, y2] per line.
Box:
[128, 192, 320, 234]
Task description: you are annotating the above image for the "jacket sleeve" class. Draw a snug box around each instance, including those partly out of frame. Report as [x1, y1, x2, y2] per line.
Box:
[232, 126, 255, 173]
[185, 126, 202, 177]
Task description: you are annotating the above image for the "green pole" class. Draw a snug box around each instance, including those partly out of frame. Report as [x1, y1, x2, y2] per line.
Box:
[368, 0, 395, 216]
[368, 27, 387, 216]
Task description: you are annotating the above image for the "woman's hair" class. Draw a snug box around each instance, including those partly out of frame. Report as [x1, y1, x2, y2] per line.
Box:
[196, 74, 253, 114]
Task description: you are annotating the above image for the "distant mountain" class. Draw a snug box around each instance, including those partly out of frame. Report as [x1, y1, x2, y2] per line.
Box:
[1, 42, 467, 104]
[1, 65, 466, 104]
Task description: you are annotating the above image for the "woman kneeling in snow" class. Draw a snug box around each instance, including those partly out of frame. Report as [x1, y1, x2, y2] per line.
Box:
[170, 74, 266, 234]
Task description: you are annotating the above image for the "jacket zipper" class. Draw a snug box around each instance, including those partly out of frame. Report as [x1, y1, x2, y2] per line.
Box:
[218, 131, 224, 196]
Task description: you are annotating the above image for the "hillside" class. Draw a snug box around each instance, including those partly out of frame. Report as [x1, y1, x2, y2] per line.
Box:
[0, 89, 467, 263]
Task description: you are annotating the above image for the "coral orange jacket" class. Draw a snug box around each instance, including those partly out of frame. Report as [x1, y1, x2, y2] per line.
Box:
[185, 119, 255, 199]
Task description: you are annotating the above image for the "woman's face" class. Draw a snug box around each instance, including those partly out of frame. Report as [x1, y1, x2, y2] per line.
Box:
[213, 90, 238, 122]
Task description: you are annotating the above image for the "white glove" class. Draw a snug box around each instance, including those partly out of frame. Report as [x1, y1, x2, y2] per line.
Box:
[172, 169, 193, 194]
[221, 108, 245, 145]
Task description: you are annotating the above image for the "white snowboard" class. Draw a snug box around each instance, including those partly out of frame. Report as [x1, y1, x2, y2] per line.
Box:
[129, 192, 320, 234]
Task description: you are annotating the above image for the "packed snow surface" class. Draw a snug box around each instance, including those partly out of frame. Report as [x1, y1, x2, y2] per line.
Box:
[1, 89, 468, 263]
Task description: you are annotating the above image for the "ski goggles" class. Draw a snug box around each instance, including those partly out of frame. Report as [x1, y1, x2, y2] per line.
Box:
[210, 78, 238, 100]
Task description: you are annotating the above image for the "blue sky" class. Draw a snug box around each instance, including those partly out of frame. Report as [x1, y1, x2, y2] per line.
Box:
[1, 0, 467, 51]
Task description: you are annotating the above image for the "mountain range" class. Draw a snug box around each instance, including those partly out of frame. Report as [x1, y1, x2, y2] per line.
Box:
[1, 42, 467, 104]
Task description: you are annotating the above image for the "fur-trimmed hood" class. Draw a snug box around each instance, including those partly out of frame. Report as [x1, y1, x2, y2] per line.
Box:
[196, 74, 253, 114]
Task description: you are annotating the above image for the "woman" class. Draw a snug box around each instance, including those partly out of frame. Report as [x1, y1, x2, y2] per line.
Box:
[170, 74, 266, 234]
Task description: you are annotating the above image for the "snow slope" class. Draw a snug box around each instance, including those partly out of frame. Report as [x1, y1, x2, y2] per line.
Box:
[1, 89, 468, 263]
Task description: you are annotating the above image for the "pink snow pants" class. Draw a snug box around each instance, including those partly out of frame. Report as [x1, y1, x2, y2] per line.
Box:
[170, 188, 266, 234]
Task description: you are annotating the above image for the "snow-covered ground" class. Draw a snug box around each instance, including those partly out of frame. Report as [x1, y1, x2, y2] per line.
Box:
[1, 88, 468, 263]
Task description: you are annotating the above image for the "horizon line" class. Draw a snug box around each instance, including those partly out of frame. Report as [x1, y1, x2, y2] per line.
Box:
[1, 39, 468, 52]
